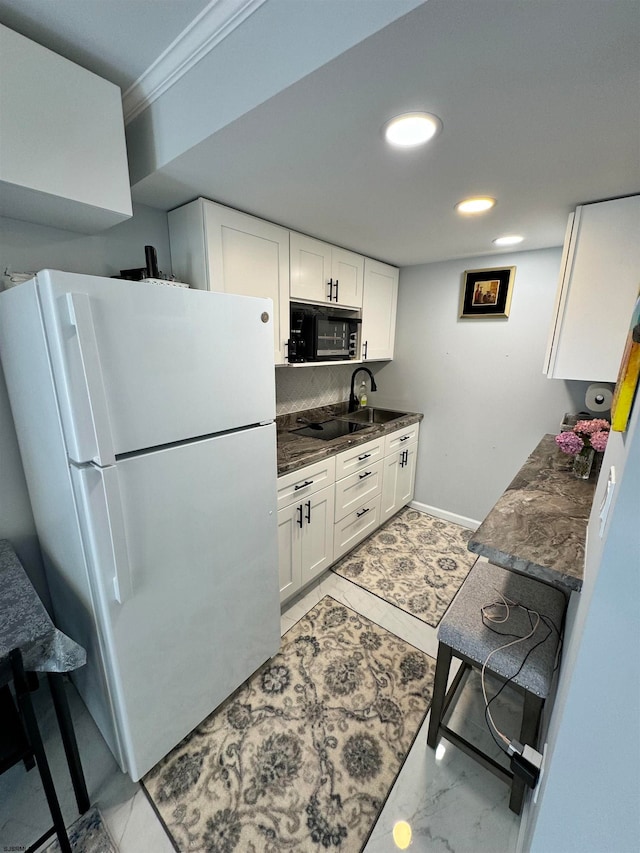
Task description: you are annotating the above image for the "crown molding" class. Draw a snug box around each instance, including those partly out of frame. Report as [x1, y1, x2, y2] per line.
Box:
[122, 0, 267, 124]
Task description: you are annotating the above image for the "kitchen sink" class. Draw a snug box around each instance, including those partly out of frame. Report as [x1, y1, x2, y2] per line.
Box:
[290, 419, 371, 441]
[338, 407, 407, 425]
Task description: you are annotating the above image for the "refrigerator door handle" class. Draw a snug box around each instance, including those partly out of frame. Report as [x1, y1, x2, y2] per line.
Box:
[66, 292, 116, 466]
[98, 466, 133, 604]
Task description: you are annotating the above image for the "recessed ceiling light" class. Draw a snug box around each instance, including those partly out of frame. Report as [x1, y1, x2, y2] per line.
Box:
[493, 234, 524, 246]
[455, 197, 496, 214]
[384, 112, 442, 148]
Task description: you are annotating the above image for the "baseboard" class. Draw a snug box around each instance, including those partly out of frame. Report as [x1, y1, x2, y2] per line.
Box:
[409, 500, 481, 531]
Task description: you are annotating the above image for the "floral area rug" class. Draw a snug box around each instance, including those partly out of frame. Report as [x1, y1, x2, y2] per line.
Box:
[332, 508, 479, 627]
[142, 595, 435, 852]
[43, 807, 116, 852]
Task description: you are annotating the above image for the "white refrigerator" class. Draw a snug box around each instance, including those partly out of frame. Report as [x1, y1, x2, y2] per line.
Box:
[0, 270, 281, 781]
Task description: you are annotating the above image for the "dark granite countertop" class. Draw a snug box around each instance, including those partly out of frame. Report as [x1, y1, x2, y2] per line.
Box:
[0, 540, 86, 685]
[467, 434, 597, 592]
[276, 403, 423, 476]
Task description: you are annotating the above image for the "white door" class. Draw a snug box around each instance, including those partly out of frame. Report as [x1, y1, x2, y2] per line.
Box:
[203, 202, 290, 364]
[37, 270, 275, 465]
[290, 232, 333, 303]
[70, 424, 280, 781]
[300, 484, 335, 585]
[362, 259, 398, 360]
[332, 247, 364, 308]
[381, 452, 401, 522]
[397, 443, 418, 507]
[278, 502, 302, 601]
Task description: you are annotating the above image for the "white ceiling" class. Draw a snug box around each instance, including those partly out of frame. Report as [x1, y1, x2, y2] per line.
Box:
[1, 0, 639, 266]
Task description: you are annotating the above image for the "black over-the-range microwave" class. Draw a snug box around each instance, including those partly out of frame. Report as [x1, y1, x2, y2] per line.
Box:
[288, 304, 361, 362]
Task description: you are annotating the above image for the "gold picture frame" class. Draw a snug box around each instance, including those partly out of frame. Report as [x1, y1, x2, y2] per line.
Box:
[459, 266, 515, 318]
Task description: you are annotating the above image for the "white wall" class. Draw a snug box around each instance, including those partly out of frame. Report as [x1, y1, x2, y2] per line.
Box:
[0, 204, 172, 598]
[373, 248, 592, 523]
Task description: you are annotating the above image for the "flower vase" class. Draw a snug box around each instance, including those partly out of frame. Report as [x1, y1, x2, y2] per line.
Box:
[573, 446, 595, 479]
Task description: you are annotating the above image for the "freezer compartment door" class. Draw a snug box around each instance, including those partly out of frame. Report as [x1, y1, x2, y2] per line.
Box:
[70, 423, 280, 780]
[37, 269, 275, 464]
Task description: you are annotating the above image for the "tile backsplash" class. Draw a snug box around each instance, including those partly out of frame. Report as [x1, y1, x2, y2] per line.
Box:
[276, 364, 374, 415]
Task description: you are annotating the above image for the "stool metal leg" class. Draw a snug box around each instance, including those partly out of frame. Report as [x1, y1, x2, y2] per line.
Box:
[48, 673, 90, 814]
[427, 643, 453, 748]
[11, 652, 72, 853]
[509, 690, 544, 814]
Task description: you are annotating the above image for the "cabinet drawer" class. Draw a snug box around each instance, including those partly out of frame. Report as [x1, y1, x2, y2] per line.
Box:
[384, 422, 420, 456]
[334, 459, 382, 522]
[334, 436, 384, 480]
[277, 457, 336, 510]
[333, 495, 382, 562]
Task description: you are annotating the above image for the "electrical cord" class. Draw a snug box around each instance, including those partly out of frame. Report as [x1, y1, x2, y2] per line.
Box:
[479, 590, 562, 755]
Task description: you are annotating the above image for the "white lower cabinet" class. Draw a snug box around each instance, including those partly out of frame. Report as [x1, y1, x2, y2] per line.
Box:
[381, 440, 418, 523]
[333, 437, 385, 561]
[278, 459, 335, 603]
[278, 422, 420, 601]
[361, 258, 399, 361]
[380, 423, 420, 523]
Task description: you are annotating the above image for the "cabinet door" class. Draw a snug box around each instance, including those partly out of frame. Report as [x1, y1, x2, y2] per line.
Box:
[362, 259, 398, 361]
[300, 484, 335, 586]
[380, 452, 400, 523]
[396, 443, 418, 507]
[381, 444, 417, 523]
[544, 195, 640, 381]
[332, 247, 364, 308]
[290, 231, 333, 303]
[278, 502, 302, 601]
[203, 201, 290, 364]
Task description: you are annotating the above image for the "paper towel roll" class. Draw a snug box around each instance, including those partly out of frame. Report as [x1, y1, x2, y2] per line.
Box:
[585, 384, 613, 413]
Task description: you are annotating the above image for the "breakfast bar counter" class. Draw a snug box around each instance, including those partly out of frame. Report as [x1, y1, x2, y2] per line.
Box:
[467, 434, 598, 592]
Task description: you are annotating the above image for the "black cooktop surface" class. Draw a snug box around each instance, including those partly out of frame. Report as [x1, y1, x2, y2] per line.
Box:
[291, 419, 370, 441]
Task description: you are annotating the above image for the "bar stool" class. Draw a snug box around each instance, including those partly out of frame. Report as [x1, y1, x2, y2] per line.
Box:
[427, 559, 567, 814]
[0, 540, 90, 853]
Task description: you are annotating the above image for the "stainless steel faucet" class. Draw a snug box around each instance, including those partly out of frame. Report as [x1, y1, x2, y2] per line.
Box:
[349, 367, 377, 412]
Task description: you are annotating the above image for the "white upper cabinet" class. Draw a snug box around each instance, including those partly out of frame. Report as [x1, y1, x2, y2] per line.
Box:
[168, 199, 290, 364]
[0, 24, 132, 233]
[361, 258, 399, 361]
[290, 231, 364, 308]
[544, 195, 640, 382]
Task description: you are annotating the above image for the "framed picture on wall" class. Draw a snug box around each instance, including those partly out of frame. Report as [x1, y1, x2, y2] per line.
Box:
[459, 266, 516, 318]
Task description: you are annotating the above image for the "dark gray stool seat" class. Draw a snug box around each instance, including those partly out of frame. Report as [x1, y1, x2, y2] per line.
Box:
[427, 559, 567, 814]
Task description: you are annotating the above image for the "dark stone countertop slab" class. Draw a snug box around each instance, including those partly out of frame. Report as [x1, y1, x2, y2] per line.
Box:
[467, 434, 598, 592]
[276, 403, 423, 476]
[0, 539, 86, 685]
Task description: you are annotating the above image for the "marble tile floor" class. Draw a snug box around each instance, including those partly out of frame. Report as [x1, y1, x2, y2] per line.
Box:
[0, 567, 522, 853]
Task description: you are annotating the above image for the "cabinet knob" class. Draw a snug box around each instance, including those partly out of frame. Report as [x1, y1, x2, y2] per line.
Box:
[294, 479, 313, 491]
[359, 470, 372, 480]
[356, 507, 370, 518]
